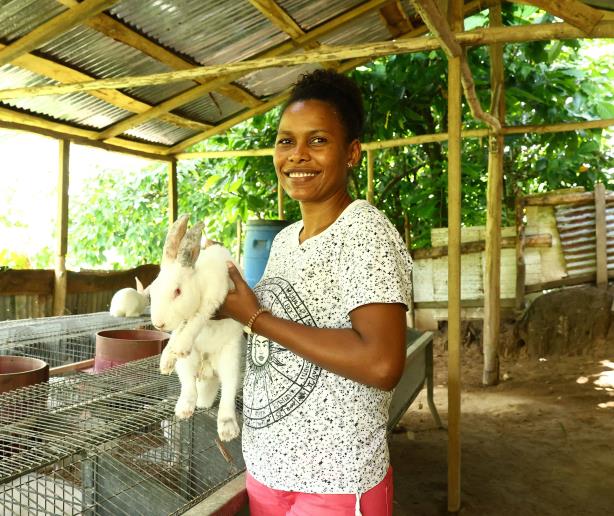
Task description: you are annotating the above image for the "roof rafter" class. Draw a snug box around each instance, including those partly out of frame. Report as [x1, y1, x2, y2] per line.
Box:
[2, 43, 212, 132]
[56, 0, 263, 110]
[7, 17, 614, 103]
[510, 0, 604, 34]
[379, 1, 414, 37]
[0, 0, 119, 67]
[411, 0, 500, 131]
[89, 0, 392, 140]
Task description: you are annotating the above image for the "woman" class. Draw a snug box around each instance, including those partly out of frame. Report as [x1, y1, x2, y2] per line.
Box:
[220, 69, 413, 515]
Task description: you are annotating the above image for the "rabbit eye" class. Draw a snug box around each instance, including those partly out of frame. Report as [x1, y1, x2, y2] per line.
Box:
[174, 288, 181, 298]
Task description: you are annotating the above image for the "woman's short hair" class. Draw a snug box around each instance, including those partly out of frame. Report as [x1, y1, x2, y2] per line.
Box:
[282, 69, 364, 142]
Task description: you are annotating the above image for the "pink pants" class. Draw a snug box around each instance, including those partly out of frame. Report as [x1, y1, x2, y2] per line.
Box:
[246, 467, 393, 516]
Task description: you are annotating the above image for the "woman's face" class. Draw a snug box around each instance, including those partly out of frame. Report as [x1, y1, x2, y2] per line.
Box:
[274, 99, 360, 204]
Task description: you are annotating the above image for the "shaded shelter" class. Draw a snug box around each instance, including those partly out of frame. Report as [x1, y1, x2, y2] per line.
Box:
[1, 0, 614, 511]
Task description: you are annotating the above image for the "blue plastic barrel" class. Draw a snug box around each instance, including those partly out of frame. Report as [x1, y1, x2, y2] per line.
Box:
[244, 219, 291, 288]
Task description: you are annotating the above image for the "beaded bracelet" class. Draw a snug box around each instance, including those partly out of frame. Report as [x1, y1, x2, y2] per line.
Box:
[243, 307, 269, 335]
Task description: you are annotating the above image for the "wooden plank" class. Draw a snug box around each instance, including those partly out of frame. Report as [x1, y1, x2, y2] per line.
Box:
[483, 3, 505, 386]
[447, 0, 463, 510]
[513, 0, 604, 34]
[594, 182, 608, 288]
[67, 264, 160, 294]
[524, 270, 614, 293]
[0, 270, 54, 295]
[413, 233, 552, 259]
[50, 359, 95, 376]
[53, 140, 70, 317]
[0, 0, 119, 67]
[248, 0, 306, 39]
[168, 159, 178, 224]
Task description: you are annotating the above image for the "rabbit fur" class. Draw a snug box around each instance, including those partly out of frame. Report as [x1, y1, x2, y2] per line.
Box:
[148, 215, 243, 442]
[109, 277, 149, 317]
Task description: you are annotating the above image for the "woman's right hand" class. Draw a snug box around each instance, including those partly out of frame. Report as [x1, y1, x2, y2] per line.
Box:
[218, 262, 262, 326]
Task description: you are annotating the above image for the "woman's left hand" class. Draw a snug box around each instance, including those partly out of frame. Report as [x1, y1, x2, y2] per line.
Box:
[218, 262, 262, 326]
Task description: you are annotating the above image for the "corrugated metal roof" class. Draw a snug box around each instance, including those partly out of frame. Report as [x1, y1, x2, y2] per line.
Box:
[174, 92, 246, 125]
[109, 0, 289, 65]
[124, 118, 197, 145]
[0, 65, 130, 129]
[319, 9, 392, 45]
[239, 64, 322, 98]
[280, 0, 365, 31]
[0, 0, 65, 42]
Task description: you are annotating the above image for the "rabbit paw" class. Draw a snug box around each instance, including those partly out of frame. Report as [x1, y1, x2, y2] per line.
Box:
[159, 351, 177, 375]
[174, 396, 196, 419]
[217, 415, 240, 441]
[172, 332, 193, 358]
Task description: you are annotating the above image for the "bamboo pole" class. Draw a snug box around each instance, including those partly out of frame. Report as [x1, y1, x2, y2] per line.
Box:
[175, 117, 614, 160]
[483, 4, 505, 386]
[447, 0, 463, 511]
[515, 197, 527, 313]
[594, 182, 608, 289]
[277, 181, 285, 220]
[53, 139, 70, 317]
[3, 20, 614, 102]
[367, 150, 375, 204]
[168, 159, 178, 223]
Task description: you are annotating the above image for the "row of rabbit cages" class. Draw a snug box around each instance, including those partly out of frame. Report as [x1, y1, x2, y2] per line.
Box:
[0, 313, 245, 515]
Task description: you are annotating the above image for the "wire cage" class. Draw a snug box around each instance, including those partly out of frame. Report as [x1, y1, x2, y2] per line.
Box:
[0, 355, 245, 515]
[0, 312, 153, 369]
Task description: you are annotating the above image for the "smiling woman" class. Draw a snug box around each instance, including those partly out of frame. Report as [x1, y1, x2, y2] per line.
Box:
[218, 70, 414, 516]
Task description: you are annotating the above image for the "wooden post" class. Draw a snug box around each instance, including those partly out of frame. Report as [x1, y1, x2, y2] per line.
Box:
[595, 182, 608, 289]
[367, 149, 375, 204]
[53, 139, 70, 316]
[515, 196, 527, 313]
[277, 181, 285, 219]
[236, 218, 243, 264]
[483, 4, 505, 386]
[168, 158, 178, 223]
[405, 215, 415, 327]
[447, 0, 463, 511]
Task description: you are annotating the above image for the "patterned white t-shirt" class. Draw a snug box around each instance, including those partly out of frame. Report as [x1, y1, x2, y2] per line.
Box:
[242, 199, 413, 494]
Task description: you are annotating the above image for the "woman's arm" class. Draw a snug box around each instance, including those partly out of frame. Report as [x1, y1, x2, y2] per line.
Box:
[220, 263, 407, 391]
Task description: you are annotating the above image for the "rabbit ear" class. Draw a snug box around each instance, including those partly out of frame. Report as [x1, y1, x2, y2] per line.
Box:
[135, 276, 144, 293]
[177, 221, 204, 267]
[163, 214, 189, 265]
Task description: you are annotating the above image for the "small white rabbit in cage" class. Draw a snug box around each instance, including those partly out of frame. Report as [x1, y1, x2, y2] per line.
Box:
[109, 276, 149, 317]
[148, 214, 243, 441]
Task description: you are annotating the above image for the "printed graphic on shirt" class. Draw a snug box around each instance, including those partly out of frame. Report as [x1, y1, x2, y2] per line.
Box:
[243, 277, 321, 429]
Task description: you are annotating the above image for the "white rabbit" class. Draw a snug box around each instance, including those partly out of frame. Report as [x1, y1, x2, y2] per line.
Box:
[109, 277, 149, 317]
[148, 214, 244, 442]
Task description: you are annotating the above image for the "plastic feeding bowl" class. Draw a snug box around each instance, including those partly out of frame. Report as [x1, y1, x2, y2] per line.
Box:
[94, 329, 170, 372]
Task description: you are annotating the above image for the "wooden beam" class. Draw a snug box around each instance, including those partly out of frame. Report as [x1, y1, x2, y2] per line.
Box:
[167, 91, 291, 154]
[594, 182, 608, 288]
[0, 0, 119, 67]
[0, 113, 173, 162]
[176, 148, 275, 159]
[248, 0, 306, 40]
[380, 1, 414, 37]
[411, 0, 462, 57]
[413, 233, 552, 259]
[57, 0, 262, 110]
[511, 0, 604, 34]
[53, 140, 70, 316]
[89, 0, 391, 139]
[483, 3, 505, 387]
[2, 43, 212, 133]
[447, 0, 463, 510]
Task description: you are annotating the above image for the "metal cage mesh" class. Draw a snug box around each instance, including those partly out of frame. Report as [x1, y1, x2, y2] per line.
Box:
[0, 312, 153, 368]
[0, 356, 245, 515]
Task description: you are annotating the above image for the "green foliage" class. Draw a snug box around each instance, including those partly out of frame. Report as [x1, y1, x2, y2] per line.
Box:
[66, 8, 613, 267]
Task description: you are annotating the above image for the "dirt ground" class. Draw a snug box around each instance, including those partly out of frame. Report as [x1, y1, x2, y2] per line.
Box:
[390, 324, 614, 515]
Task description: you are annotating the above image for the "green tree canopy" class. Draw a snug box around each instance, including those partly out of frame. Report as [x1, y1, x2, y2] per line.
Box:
[63, 6, 612, 269]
